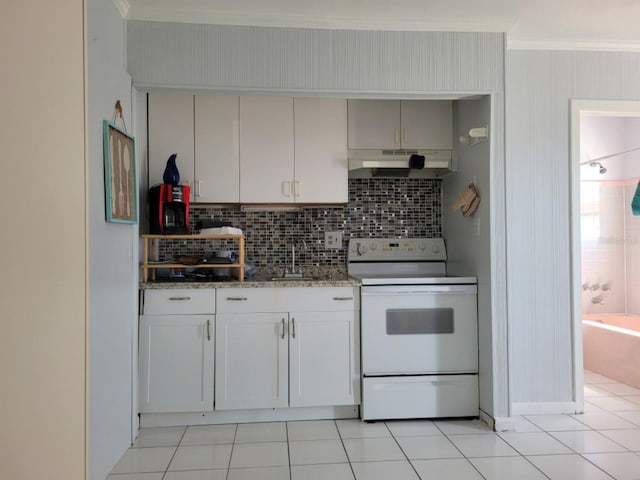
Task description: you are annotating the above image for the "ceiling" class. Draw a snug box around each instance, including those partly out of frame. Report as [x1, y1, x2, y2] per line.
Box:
[121, 0, 640, 51]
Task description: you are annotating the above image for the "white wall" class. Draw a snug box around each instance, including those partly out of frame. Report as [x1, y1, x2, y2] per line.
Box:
[444, 96, 501, 418]
[0, 1, 86, 479]
[126, 24, 509, 419]
[506, 50, 640, 412]
[87, 1, 138, 479]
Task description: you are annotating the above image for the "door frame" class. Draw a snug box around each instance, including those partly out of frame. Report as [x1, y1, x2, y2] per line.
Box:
[569, 99, 640, 412]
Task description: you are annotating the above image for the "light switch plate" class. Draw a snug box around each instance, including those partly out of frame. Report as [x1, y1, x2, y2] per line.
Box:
[325, 231, 343, 249]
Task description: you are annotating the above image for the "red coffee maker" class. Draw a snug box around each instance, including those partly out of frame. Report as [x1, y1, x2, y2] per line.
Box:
[148, 184, 191, 234]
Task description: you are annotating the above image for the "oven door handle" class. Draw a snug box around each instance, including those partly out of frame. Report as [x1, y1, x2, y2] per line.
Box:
[361, 285, 477, 295]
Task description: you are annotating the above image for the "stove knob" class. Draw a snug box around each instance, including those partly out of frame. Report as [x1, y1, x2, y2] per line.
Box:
[432, 245, 441, 254]
[418, 241, 427, 251]
[357, 243, 369, 255]
[370, 242, 378, 251]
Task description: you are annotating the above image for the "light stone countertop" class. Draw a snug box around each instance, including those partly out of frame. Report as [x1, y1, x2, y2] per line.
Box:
[140, 274, 360, 289]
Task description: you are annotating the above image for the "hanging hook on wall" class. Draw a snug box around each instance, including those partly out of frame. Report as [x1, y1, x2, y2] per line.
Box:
[112, 100, 128, 132]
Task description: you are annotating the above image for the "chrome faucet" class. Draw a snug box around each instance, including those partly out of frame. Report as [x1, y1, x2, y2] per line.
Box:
[284, 239, 307, 278]
[591, 295, 605, 305]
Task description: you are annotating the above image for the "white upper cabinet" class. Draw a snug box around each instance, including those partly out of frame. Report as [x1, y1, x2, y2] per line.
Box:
[148, 94, 195, 192]
[347, 99, 452, 150]
[400, 100, 453, 150]
[194, 95, 240, 202]
[239, 96, 295, 203]
[148, 93, 240, 203]
[294, 98, 348, 203]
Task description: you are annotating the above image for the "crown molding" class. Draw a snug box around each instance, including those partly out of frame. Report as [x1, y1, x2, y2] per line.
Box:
[507, 37, 640, 53]
[125, 6, 513, 33]
[112, 0, 130, 18]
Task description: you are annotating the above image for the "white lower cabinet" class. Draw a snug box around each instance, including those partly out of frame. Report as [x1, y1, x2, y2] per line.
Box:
[139, 314, 214, 413]
[139, 289, 215, 413]
[215, 287, 360, 410]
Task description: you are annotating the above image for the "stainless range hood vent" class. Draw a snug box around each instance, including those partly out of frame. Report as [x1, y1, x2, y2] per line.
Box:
[348, 149, 453, 178]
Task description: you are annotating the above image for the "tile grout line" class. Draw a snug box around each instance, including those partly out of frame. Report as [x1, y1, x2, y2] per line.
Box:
[224, 423, 239, 480]
[160, 426, 188, 480]
[335, 419, 359, 480]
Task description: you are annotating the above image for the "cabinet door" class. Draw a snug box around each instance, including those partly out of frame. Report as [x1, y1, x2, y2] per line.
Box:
[148, 94, 195, 197]
[400, 100, 453, 149]
[239, 96, 294, 203]
[347, 99, 400, 149]
[294, 98, 348, 203]
[289, 311, 359, 407]
[139, 314, 214, 413]
[194, 95, 240, 203]
[215, 313, 288, 410]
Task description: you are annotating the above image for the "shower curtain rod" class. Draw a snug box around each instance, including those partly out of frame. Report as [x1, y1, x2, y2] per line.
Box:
[580, 145, 640, 166]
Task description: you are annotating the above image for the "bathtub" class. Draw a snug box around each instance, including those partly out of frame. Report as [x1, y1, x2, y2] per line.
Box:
[583, 314, 640, 389]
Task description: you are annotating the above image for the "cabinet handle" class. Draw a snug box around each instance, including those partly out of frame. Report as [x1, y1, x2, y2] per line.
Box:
[281, 318, 286, 339]
[206, 319, 211, 341]
[195, 180, 202, 198]
[294, 181, 301, 198]
[168, 296, 191, 301]
[282, 181, 292, 197]
[291, 317, 295, 339]
[226, 297, 247, 301]
[394, 128, 400, 145]
[403, 127, 408, 144]
[333, 296, 354, 301]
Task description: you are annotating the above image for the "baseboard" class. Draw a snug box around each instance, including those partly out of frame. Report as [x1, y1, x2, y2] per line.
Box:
[140, 405, 359, 428]
[511, 402, 579, 416]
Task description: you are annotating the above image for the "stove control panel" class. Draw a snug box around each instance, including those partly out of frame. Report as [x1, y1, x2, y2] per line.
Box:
[348, 237, 447, 261]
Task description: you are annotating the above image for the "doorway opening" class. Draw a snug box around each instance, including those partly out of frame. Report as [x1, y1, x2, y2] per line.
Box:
[571, 100, 640, 411]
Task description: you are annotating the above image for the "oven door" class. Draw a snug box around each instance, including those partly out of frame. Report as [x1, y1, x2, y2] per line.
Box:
[361, 284, 478, 375]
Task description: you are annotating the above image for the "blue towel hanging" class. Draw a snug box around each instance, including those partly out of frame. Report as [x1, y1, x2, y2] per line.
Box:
[633, 180, 640, 216]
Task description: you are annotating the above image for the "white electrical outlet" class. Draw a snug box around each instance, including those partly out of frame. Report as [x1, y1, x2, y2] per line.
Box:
[325, 231, 343, 249]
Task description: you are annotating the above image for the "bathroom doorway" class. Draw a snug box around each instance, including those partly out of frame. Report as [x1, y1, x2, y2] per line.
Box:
[571, 100, 640, 410]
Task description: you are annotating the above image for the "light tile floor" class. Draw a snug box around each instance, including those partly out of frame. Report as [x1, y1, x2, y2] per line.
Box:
[108, 371, 640, 480]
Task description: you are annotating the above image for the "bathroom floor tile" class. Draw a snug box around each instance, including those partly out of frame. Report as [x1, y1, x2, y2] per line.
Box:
[571, 412, 638, 430]
[132, 426, 186, 448]
[524, 414, 591, 431]
[229, 442, 288, 468]
[291, 463, 354, 480]
[600, 428, 640, 451]
[110, 446, 176, 474]
[584, 372, 618, 384]
[227, 466, 290, 480]
[234, 422, 287, 443]
[623, 396, 640, 406]
[350, 460, 419, 480]
[163, 469, 228, 480]
[550, 430, 629, 453]
[287, 420, 339, 441]
[395, 435, 463, 459]
[587, 396, 640, 412]
[343, 437, 405, 462]
[168, 445, 233, 471]
[470, 456, 548, 480]
[583, 452, 640, 480]
[448, 433, 520, 457]
[598, 383, 640, 396]
[584, 385, 616, 397]
[385, 419, 442, 437]
[289, 439, 348, 465]
[498, 432, 573, 455]
[411, 458, 484, 480]
[614, 411, 640, 427]
[181, 424, 237, 446]
[336, 419, 390, 438]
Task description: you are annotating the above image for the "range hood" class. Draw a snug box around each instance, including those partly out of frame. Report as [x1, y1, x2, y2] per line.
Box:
[348, 149, 453, 178]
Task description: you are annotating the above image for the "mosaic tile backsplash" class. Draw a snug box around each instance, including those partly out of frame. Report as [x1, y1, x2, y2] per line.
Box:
[157, 178, 442, 272]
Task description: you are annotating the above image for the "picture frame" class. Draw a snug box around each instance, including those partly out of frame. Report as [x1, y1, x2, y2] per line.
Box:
[103, 120, 137, 223]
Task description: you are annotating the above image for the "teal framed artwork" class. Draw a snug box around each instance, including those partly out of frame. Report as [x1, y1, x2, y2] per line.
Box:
[103, 120, 137, 223]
